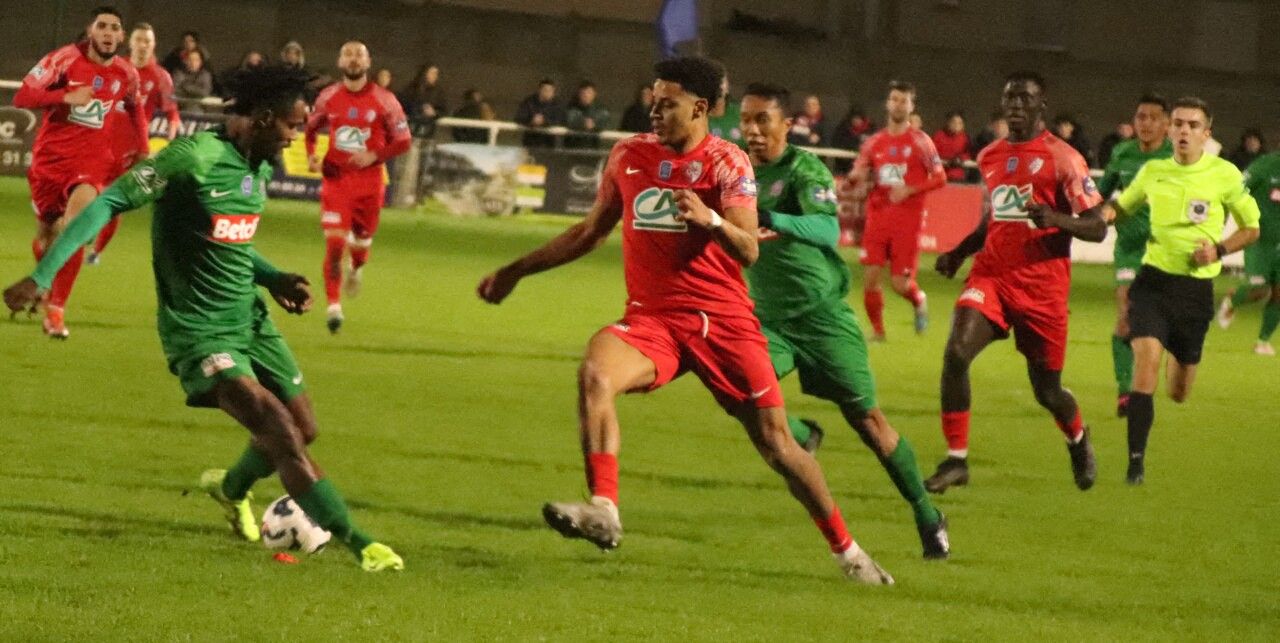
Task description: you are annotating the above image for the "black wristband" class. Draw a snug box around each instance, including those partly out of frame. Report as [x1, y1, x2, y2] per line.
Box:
[1214, 242, 1229, 259]
[757, 209, 774, 229]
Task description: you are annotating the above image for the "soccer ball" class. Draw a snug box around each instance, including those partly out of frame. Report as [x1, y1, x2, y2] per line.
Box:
[261, 495, 331, 554]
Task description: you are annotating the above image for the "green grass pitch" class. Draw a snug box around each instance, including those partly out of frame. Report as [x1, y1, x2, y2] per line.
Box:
[0, 176, 1276, 640]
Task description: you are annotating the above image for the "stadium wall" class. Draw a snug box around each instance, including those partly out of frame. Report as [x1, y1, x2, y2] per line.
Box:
[2, 0, 1277, 147]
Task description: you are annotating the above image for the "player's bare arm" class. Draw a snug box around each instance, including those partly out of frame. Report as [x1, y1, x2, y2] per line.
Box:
[3, 278, 41, 316]
[936, 190, 991, 278]
[1027, 203, 1107, 242]
[673, 189, 759, 266]
[477, 190, 624, 304]
[1194, 227, 1260, 266]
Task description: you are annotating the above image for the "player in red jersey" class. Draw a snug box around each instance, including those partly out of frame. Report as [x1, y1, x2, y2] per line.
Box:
[924, 72, 1107, 493]
[848, 81, 947, 341]
[477, 58, 894, 584]
[13, 6, 148, 338]
[305, 41, 411, 334]
[88, 21, 182, 266]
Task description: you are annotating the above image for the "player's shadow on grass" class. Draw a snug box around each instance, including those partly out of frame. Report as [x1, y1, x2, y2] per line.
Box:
[0, 502, 211, 539]
[319, 342, 580, 363]
[344, 499, 546, 533]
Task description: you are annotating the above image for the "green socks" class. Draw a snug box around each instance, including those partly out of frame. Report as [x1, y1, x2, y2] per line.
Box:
[1231, 287, 1254, 308]
[1262, 301, 1280, 341]
[293, 478, 374, 558]
[787, 415, 812, 444]
[221, 445, 275, 501]
[881, 437, 941, 528]
[1111, 334, 1133, 396]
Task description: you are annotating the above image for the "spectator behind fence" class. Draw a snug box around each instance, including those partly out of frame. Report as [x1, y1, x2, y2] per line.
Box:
[1053, 114, 1095, 166]
[619, 83, 654, 133]
[933, 110, 972, 181]
[565, 81, 610, 149]
[278, 40, 329, 102]
[452, 88, 496, 143]
[514, 79, 566, 148]
[161, 31, 209, 75]
[788, 94, 829, 146]
[374, 68, 393, 89]
[830, 107, 875, 174]
[971, 110, 1009, 155]
[399, 63, 447, 137]
[1228, 128, 1266, 170]
[1097, 121, 1134, 168]
[172, 50, 214, 112]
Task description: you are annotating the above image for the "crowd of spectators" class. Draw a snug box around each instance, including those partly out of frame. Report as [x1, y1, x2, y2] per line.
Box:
[142, 28, 1272, 174]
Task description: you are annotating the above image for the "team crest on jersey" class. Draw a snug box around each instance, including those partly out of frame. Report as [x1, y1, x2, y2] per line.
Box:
[888, 146, 898, 157]
[110, 79, 120, 94]
[991, 184, 1035, 224]
[131, 165, 165, 195]
[811, 185, 837, 204]
[366, 109, 377, 122]
[769, 180, 784, 197]
[658, 160, 673, 180]
[632, 187, 686, 232]
[241, 175, 254, 196]
[68, 99, 112, 129]
[739, 176, 758, 197]
[209, 214, 261, 243]
[1186, 199, 1210, 224]
[333, 125, 372, 153]
[1005, 156, 1019, 173]
[685, 161, 703, 183]
[92, 76, 103, 90]
[903, 146, 912, 158]
[347, 107, 358, 119]
[145, 80, 154, 92]
[28, 64, 46, 79]
[1028, 158, 1044, 175]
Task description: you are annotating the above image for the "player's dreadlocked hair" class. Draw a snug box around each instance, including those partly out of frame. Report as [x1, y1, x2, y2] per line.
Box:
[653, 57, 725, 104]
[221, 65, 310, 118]
[742, 82, 791, 111]
[1004, 70, 1047, 93]
[1138, 92, 1169, 113]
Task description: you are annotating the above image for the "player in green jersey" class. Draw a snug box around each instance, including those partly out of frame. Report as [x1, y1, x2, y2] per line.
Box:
[708, 73, 744, 148]
[1096, 94, 1172, 416]
[3, 66, 403, 571]
[1104, 96, 1260, 485]
[1216, 150, 1280, 356]
[740, 83, 949, 559]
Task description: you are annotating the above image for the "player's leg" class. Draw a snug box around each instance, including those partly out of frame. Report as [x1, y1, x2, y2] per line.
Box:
[1219, 245, 1270, 329]
[859, 213, 889, 340]
[925, 302, 1001, 493]
[319, 181, 350, 333]
[761, 320, 825, 451]
[1112, 283, 1135, 416]
[543, 325, 661, 550]
[887, 219, 928, 334]
[345, 190, 380, 297]
[733, 404, 892, 583]
[40, 183, 99, 338]
[1259, 285, 1280, 355]
[1125, 337, 1163, 485]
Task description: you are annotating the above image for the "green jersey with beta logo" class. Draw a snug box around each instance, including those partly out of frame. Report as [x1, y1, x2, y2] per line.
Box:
[747, 145, 848, 322]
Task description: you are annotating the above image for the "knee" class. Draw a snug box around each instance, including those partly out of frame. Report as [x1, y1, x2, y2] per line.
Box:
[1168, 388, 1189, 404]
[295, 415, 319, 445]
[890, 277, 911, 295]
[1032, 384, 1061, 409]
[942, 343, 972, 372]
[1115, 318, 1130, 338]
[578, 360, 616, 403]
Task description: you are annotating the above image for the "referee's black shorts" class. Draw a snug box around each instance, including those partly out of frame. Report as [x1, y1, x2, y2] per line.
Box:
[1127, 265, 1214, 365]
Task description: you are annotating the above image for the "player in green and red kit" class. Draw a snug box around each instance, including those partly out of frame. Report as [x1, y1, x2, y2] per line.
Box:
[1097, 94, 1172, 416]
[1217, 149, 1280, 356]
[3, 66, 403, 571]
[741, 83, 948, 559]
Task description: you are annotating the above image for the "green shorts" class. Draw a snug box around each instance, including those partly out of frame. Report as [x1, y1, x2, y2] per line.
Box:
[1243, 240, 1280, 289]
[761, 300, 877, 412]
[1114, 235, 1147, 286]
[165, 315, 305, 408]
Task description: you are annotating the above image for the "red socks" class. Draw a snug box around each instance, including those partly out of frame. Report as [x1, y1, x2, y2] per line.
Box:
[1056, 409, 1085, 443]
[48, 247, 84, 308]
[904, 281, 925, 307]
[323, 236, 345, 304]
[350, 244, 369, 270]
[942, 410, 970, 456]
[586, 452, 619, 505]
[812, 506, 853, 553]
[93, 217, 121, 254]
[863, 289, 885, 335]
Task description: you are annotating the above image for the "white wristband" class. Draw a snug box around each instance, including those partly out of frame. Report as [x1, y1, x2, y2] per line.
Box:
[708, 209, 723, 229]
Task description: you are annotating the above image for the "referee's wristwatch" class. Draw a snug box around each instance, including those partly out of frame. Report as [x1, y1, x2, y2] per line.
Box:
[1214, 242, 1229, 260]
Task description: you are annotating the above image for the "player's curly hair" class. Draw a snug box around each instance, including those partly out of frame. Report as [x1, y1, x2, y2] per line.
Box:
[742, 82, 790, 111]
[222, 65, 310, 118]
[1004, 70, 1046, 93]
[653, 56, 725, 104]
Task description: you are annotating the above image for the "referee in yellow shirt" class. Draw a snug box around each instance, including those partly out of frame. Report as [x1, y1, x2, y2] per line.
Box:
[1105, 96, 1260, 485]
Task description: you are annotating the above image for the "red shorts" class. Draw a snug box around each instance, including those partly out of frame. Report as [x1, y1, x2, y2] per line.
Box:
[955, 274, 1068, 370]
[320, 176, 384, 239]
[604, 306, 784, 412]
[27, 165, 109, 224]
[859, 206, 922, 278]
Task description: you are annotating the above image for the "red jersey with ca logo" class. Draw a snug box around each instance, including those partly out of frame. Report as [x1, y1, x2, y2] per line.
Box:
[111, 58, 179, 175]
[971, 131, 1101, 285]
[604, 133, 758, 315]
[305, 81, 411, 183]
[15, 42, 147, 175]
[852, 128, 945, 217]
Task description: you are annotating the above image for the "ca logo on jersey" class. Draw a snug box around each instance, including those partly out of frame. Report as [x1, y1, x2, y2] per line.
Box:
[632, 187, 686, 232]
[68, 99, 112, 129]
[333, 125, 371, 153]
[877, 163, 907, 186]
[991, 184, 1035, 225]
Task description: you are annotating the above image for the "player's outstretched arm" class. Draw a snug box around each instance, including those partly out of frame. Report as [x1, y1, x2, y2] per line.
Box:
[251, 250, 313, 315]
[760, 210, 839, 249]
